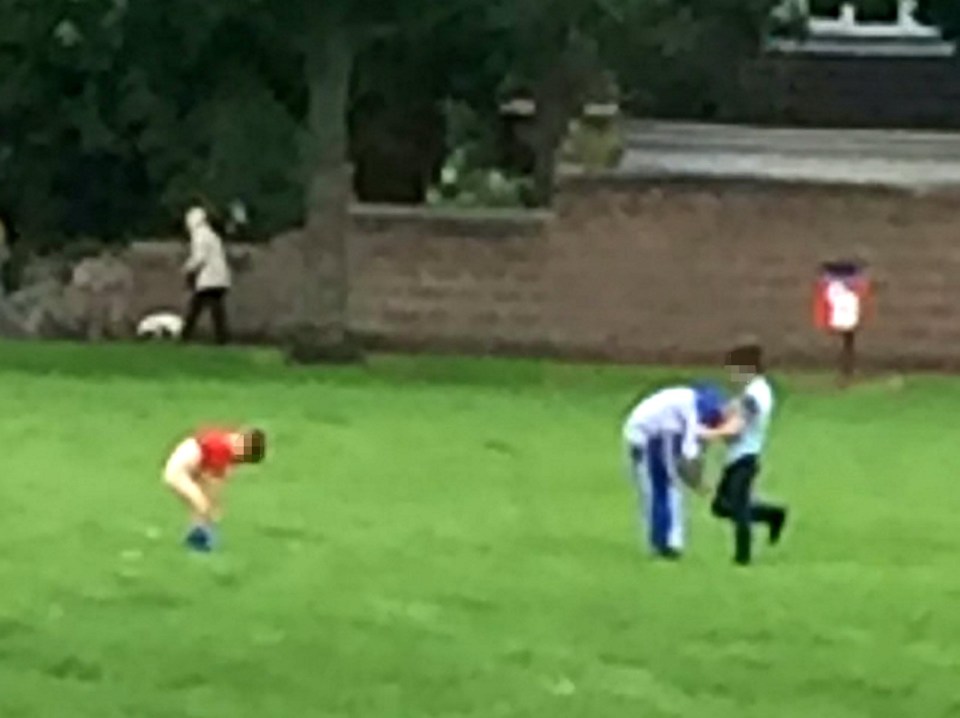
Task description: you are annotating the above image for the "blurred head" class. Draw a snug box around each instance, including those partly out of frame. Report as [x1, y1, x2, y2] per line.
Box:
[725, 340, 763, 385]
[693, 383, 727, 428]
[184, 206, 208, 234]
[231, 428, 266, 463]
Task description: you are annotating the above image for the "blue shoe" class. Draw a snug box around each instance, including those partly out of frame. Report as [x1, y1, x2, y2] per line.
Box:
[185, 526, 213, 552]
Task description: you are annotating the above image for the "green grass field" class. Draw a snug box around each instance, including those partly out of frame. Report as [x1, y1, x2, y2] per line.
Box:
[0, 342, 958, 717]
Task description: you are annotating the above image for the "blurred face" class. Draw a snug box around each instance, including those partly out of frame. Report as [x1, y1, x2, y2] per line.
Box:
[726, 364, 754, 388]
[229, 433, 247, 460]
[235, 430, 266, 464]
[185, 207, 207, 233]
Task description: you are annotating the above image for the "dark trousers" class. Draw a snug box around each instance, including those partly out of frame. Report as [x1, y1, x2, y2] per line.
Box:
[711, 455, 785, 564]
[182, 287, 230, 344]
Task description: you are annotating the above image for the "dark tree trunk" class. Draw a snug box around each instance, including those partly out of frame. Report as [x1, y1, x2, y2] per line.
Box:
[530, 69, 566, 207]
[285, 2, 363, 363]
[529, 40, 590, 207]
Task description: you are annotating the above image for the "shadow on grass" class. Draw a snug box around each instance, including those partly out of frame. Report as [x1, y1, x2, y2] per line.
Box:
[0, 340, 286, 382]
[0, 616, 34, 641]
[0, 339, 725, 394]
[46, 655, 104, 683]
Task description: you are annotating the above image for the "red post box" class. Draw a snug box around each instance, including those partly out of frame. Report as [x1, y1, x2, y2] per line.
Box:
[814, 262, 870, 384]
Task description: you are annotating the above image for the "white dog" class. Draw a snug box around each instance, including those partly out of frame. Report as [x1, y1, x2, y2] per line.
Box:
[137, 311, 184, 340]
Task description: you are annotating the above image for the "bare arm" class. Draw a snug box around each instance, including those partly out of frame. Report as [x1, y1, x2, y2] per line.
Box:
[678, 456, 710, 495]
[700, 401, 746, 441]
[202, 478, 224, 522]
[679, 410, 712, 496]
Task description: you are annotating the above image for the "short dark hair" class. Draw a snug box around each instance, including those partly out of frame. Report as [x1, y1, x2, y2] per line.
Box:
[244, 428, 266, 463]
[726, 340, 764, 373]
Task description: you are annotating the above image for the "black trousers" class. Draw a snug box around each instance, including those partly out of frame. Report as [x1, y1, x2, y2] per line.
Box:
[711, 455, 784, 564]
[182, 287, 230, 344]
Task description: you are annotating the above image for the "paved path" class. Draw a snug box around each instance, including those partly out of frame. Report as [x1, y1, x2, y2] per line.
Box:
[619, 121, 960, 187]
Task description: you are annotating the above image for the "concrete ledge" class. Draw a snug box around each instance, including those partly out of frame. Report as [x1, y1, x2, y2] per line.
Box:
[349, 204, 552, 239]
[557, 169, 960, 198]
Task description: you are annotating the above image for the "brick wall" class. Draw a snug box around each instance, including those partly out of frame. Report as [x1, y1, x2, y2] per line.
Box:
[348, 206, 551, 354]
[124, 178, 960, 369]
[546, 177, 960, 368]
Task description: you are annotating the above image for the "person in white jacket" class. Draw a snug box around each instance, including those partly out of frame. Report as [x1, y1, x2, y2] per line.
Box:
[181, 206, 231, 344]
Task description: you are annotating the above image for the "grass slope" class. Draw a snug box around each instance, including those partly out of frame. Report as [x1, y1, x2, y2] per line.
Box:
[0, 343, 955, 717]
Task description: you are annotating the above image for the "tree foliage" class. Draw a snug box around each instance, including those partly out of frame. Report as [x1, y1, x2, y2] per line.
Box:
[0, 0, 308, 240]
[0, 0, 788, 243]
[0, 0, 797, 359]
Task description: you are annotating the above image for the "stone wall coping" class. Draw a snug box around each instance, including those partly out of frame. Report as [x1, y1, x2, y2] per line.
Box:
[127, 206, 553, 249]
[349, 203, 552, 240]
[350, 203, 552, 224]
[557, 169, 960, 197]
[127, 239, 260, 256]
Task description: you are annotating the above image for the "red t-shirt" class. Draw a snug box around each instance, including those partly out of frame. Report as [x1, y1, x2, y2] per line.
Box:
[195, 429, 235, 479]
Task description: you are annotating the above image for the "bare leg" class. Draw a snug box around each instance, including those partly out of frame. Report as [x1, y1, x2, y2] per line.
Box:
[165, 474, 212, 525]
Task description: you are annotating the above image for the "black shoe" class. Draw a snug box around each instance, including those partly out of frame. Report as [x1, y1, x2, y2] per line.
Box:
[654, 547, 682, 561]
[769, 509, 788, 546]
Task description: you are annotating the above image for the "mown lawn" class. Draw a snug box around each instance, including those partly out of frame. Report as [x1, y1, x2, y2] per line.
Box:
[0, 342, 956, 717]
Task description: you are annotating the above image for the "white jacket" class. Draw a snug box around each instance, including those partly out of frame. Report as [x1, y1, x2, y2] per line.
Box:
[184, 207, 231, 290]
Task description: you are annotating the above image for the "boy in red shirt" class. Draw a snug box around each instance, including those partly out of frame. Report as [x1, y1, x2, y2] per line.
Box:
[163, 427, 266, 551]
